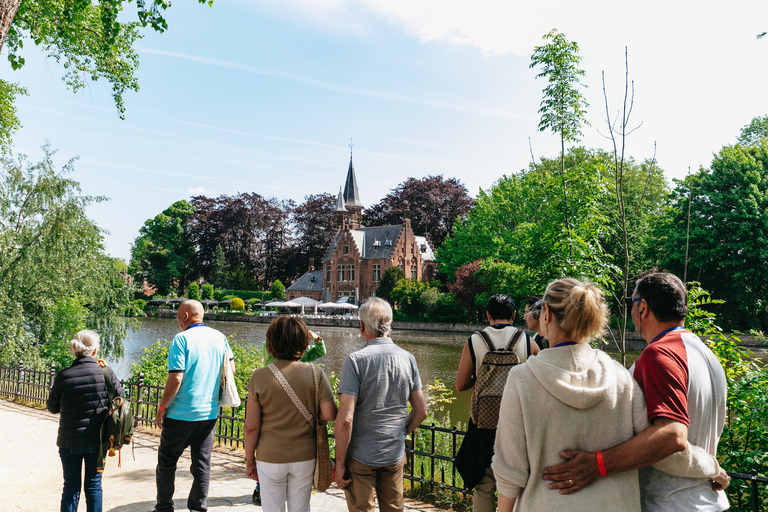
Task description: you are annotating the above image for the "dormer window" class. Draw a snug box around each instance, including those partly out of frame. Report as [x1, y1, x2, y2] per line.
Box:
[384, 239, 392, 247]
[373, 240, 380, 251]
[420, 244, 427, 252]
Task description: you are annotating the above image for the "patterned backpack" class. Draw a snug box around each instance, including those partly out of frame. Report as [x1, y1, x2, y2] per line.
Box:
[470, 329, 524, 429]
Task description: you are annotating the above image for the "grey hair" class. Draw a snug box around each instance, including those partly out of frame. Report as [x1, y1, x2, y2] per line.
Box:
[359, 297, 393, 337]
[69, 330, 101, 357]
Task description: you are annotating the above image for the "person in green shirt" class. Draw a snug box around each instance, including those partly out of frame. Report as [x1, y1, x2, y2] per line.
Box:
[261, 329, 326, 366]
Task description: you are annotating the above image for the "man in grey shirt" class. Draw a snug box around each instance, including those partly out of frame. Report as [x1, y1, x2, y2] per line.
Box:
[334, 297, 428, 512]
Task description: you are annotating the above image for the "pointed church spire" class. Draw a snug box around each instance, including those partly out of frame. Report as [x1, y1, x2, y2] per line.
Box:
[343, 152, 363, 208]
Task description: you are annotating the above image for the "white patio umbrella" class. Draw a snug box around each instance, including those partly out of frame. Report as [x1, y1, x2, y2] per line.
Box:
[264, 300, 302, 307]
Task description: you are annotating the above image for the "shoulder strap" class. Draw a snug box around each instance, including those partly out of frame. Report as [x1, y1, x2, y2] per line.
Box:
[267, 363, 312, 425]
[526, 333, 532, 358]
[101, 365, 116, 402]
[505, 329, 524, 351]
[475, 330, 495, 352]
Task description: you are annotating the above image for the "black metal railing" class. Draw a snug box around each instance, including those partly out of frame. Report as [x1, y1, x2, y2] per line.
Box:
[2, 361, 765, 511]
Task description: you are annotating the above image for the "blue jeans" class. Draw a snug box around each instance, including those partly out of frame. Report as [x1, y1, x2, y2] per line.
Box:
[59, 445, 102, 512]
[155, 417, 217, 512]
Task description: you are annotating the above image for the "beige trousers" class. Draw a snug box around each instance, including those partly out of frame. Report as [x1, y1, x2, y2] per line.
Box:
[344, 456, 406, 512]
[473, 467, 497, 512]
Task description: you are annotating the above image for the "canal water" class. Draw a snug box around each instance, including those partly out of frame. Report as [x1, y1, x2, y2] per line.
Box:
[108, 317, 767, 423]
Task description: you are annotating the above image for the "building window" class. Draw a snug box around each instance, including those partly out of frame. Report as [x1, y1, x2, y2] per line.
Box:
[372, 264, 380, 282]
[398, 264, 404, 271]
[343, 245, 349, 254]
[338, 265, 343, 282]
[411, 265, 418, 279]
[370, 290, 376, 297]
[289, 295, 295, 300]
[347, 264, 355, 281]
[327, 266, 331, 283]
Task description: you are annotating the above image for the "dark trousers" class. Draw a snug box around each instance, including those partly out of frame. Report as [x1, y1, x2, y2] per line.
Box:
[59, 445, 102, 512]
[155, 417, 217, 512]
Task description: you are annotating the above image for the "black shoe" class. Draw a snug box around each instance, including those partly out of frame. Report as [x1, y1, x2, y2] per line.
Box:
[252, 488, 261, 506]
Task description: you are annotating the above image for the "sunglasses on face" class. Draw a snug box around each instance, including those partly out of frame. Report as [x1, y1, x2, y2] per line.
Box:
[625, 297, 654, 311]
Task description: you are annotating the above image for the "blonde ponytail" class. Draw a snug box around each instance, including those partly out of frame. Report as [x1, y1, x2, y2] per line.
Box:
[544, 278, 609, 344]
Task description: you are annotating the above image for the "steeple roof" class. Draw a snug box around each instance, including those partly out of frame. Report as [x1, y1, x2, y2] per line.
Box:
[343, 155, 364, 209]
[334, 187, 346, 212]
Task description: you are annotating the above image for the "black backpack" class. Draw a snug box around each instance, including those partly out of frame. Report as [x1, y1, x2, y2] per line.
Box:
[98, 362, 134, 472]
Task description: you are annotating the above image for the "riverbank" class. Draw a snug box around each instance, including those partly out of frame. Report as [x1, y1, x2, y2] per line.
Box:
[145, 310, 768, 349]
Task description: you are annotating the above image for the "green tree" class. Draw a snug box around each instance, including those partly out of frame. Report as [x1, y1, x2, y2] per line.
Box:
[209, 244, 229, 289]
[530, 29, 590, 262]
[390, 279, 429, 318]
[654, 140, 768, 330]
[0, 0, 213, 150]
[0, 145, 135, 366]
[201, 283, 214, 300]
[376, 265, 405, 302]
[129, 200, 196, 296]
[187, 282, 200, 301]
[270, 279, 285, 301]
[438, 148, 614, 296]
[737, 114, 768, 146]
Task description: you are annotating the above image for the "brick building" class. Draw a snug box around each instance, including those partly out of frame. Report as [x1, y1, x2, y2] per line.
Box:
[287, 156, 436, 304]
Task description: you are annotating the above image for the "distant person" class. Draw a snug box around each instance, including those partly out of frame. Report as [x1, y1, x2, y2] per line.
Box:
[47, 329, 124, 512]
[492, 278, 726, 512]
[244, 316, 338, 512]
[454, 294, 539, 512]
[524, 295, 549, 349]
[541, 273, 730, 510]
[261, 330, 326, 366]
[152, 300, 234, 512]
[333, 297, 427, 512]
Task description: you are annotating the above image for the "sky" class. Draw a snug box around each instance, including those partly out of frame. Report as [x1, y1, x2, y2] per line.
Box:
[7, 0, 768, 262]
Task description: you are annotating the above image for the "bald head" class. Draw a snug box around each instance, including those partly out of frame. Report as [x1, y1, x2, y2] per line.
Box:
[177, 299, 205, 330]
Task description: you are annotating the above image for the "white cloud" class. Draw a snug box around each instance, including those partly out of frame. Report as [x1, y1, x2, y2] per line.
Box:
[186, 186, 212, 196]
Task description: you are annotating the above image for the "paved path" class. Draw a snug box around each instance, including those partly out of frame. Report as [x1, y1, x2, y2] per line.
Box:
[0, 399, 434, 512]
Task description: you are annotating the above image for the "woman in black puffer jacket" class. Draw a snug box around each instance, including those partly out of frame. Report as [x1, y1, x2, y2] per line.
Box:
[47, 330, 123, 512]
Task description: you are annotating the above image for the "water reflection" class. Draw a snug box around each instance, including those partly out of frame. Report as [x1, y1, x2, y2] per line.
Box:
[110, 317, 767, 424]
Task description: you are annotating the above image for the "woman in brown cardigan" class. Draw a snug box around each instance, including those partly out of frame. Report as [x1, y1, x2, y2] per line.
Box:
[244, 317, 338, 512]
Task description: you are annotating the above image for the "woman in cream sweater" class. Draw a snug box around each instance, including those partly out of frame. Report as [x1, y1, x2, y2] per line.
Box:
[491, 278, 726, 512]
[244, 317, 338, 512]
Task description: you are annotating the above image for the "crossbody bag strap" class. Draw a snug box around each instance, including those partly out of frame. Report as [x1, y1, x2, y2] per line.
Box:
[267, 363, 312, 425]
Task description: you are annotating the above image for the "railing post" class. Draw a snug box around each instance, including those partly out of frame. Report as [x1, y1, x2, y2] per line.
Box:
[49, 363, 56, 390]
[751, 469, 759, 512]
[15, 360, 23, 399]
[137, 372, 144, 426]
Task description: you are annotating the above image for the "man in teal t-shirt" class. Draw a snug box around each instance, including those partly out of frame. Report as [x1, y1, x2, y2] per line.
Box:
[153, 300, 234, 512]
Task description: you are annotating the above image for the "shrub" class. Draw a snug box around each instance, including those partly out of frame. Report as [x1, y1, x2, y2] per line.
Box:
[247, 298, 261, 308]
[187, 283, 200, 301]
[201, 283, 214, 300]
[270, 280, 285, 301]
[132, 299, 147, 311]
[230, 297, 245, 311]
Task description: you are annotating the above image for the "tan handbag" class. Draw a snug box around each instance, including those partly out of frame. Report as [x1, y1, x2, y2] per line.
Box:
[267, 363, 333, 492]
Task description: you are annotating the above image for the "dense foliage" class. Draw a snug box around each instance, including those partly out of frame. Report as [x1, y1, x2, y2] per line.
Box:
[0, 145, 136, 368]
[655, 140, 768, 330]
[363, 175, 475, 248]
[129, 200, 196, 296]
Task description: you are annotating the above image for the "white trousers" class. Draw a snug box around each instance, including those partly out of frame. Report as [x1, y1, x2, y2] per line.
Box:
[258, 459, 315, 512]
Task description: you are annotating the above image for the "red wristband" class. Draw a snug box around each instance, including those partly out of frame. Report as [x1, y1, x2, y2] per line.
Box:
[159, 405, 166, 411]
[596, 451, 607, 477]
